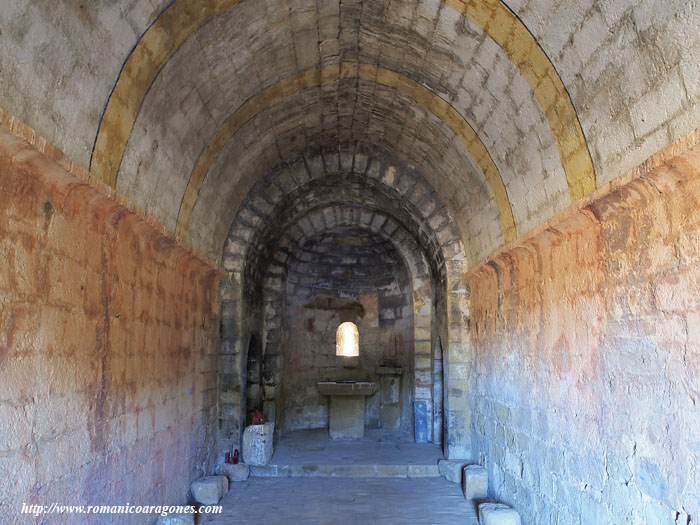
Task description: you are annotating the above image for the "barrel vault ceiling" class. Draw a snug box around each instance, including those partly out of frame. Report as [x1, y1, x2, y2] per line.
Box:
[1, 0, 698, 265]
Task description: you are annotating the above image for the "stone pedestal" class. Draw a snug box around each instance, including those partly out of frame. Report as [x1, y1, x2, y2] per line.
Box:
[317, 381, 378, 439]
[329, 395, 366, 438]
[242, 423, 274, 466]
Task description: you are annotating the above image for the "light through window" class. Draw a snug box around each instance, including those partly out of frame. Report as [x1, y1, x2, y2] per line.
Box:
[336, 322, 359, 357]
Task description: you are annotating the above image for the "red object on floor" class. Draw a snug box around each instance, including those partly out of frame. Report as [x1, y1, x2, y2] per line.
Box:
[225, 452, 231, 464]
[252, 410, 264, 425]
[233, 449, 239, 464]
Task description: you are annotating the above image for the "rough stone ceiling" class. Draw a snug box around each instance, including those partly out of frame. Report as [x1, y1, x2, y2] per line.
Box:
[1, 0, 698, 265]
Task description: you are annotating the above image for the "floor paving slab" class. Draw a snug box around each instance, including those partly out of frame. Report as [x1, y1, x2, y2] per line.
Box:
[203, 477, 480, 524]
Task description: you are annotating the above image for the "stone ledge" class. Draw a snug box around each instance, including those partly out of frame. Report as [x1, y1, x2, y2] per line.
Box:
[249, 463, 442, 478]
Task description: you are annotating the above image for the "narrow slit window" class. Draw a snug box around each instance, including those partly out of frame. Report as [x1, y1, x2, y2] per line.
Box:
[336, 322, 359, 357]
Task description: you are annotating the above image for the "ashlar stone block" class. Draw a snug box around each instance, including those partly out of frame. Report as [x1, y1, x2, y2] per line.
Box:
[330, 396, 365, 439]
[242, 423, 274, 465]
[215, 462, 250, 482]
[438, 459, 467, 483]
[478, 503, 522, 525]
[191, 476, 228, 505]
[463, 464, 488, 500]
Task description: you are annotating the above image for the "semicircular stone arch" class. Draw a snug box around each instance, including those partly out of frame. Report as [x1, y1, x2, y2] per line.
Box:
[208, 142, 492, 268]
[220, 142, 467, 281]
[217, 148, 471, 457]
[260, 207, 435, 440]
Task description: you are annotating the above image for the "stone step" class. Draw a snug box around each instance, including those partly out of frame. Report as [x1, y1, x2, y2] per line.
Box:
[249, 463, 441, 478]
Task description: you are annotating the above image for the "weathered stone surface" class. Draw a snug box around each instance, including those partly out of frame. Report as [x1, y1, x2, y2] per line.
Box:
[329, 396, 366, 439]
[250, 465, 291, 478]
[438, 459, 467, 484]
[156, 513, 195, 525]
[242, 423, 274, 466]
[380, 375, 401, 404]
[380, 405, 401, 430]
[191, 476, 229, 505]
[4, 2, 700, 523]
[463, 465, 488, 500]
[4, 0, 699, 271]
[0, 134, 220, 524]
[407, 464, 441, 478]
[478, 503, 521, 525]
[263, 401, 276, 425]
[210, 477, 479, 523]
[468, 148, 700, 522]
[215, 463, 250, 482]
[263, 220, 418, 437]
[249, 463, 444, 479]
[375, 366, 403, 375]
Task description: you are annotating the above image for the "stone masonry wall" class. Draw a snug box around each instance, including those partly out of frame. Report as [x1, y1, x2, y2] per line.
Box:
[467, 144, 700, 524]
[0, 131, 221, 524]
[279, 227, 414, 434]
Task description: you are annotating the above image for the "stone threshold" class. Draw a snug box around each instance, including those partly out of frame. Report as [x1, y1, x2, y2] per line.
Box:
[249, 463, 441, 478]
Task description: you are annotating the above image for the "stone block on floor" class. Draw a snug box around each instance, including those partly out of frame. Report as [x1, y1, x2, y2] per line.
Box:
[242, 422, 274, 465]
[215, 462, 250, 482]
[438, 459, 467, 483]
[463, 464, 488, 500]
[478, 503, 521, 525]
[191, 476, 229, 505]
[156, 513, 195, 525]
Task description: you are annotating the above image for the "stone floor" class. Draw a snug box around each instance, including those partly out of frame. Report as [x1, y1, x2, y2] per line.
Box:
[201, 428, 478, 523]
[203, 477, 480, 524]
[271, 428, 443, 466]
